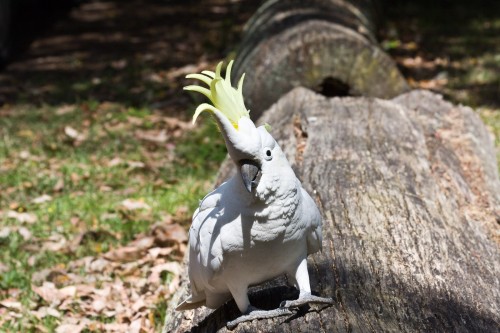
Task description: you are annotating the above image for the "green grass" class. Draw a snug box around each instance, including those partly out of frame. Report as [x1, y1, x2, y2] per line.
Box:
[0, 101, 226, 330]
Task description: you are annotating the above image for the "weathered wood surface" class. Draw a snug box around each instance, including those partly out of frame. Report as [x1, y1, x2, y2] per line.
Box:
[163, 88, 500, 333]
[232, 0, 408, 118]
[241, 0, 380, 45]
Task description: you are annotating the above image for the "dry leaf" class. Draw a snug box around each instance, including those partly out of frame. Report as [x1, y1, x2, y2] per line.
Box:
[135, 129, 168, 143]
[53, 178, 65, 192]
[128, 319, 142, 333]
[0, 227, 10, 238]
[129, 236, 155, 250]
[146, 73, 163, 83]
[56, 105, 76, 115]
[28, 256, 36, 266]
[127, 161, 145, 169]
[148, 262, 182, 285]
[174, 205, 189, 218]
[104, 246, 146, 262]
[59, 285, 77, 298]
[64, 126, 86, 144]
[74, 284, 102, 298]
[7, 211, 37, 224]
[32, 283, 59, 304]
[0, 299, 22, 311]
[151, 222, 187, 245]
[42, 235, 67, 252]
[147, 247, 173, 259]
[131, 298, 146, 313]
[32, 282, 76, 305]
[32, 306, 61, 319]
[70, 172, 80, 184]
[8, 202, 19, 210]
[19, 150, 31, 160]
[120, 199, 151, 211]
[89, 258, 110, 272]
[108, 157, 123, 167]
[64, 126, 79, 139]
[111, 59, 128, 69]
[56, 323, 85, 333]
[32, 194, 53, 204]
[91, 299, 106, 313]
[32, 268, 54, 285]
[103, 323, 129, 331]
[100, 185, 114, 192]
[18, 227, 32, 241]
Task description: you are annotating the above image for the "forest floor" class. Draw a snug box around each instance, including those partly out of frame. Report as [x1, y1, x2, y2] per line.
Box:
[0, 0, 498, 332]
[382, 0, 500, 148]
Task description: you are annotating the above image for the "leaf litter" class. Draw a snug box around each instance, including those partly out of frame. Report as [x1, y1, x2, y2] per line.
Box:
[1, 216, 187, 332]
[0, 90, 219, 331]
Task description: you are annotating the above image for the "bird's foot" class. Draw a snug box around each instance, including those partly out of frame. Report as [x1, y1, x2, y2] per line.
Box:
[280, 292, 334, 309]
[226, 306, 294, 330]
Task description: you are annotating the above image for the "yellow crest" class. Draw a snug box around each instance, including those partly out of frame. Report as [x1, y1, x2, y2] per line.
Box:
[184, 61, 249, 129]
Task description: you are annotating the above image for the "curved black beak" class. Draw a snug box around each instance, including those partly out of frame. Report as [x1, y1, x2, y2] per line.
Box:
[240, 160, 261, 193]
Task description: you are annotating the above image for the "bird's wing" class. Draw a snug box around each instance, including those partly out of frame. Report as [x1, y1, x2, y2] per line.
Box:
[176, 182, 226, 310]
[181, 179, 243, 304]
[300, 187, 323, 255]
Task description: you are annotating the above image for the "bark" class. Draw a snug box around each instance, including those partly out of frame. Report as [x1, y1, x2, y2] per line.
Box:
[163, 88, 500, 333]
[232, 0, 408, 118]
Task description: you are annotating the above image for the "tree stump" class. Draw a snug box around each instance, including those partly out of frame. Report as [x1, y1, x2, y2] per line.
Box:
[163, 88, 500, 333]
[232, 0, 409, 118]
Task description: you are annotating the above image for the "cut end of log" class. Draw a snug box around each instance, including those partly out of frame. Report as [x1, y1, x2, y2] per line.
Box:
[232, 0, 409, 118]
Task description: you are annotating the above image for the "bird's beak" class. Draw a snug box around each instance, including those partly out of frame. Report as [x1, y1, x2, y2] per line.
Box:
[240, 160, 261, 192]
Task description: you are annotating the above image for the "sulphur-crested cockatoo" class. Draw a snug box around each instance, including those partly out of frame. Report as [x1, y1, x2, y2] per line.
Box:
[176, 61, 333, 328]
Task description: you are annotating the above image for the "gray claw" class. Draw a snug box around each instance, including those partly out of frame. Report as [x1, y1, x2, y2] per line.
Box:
[227, 307, 294, 330]
[280, 294, 334, 309]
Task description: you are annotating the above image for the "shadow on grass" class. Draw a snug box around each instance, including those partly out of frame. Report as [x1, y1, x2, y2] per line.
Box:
[381, 0, 500, 108]
[383, 0, 500, 56]
[7, 0, 80, 61]
[0, 0, 261, 108]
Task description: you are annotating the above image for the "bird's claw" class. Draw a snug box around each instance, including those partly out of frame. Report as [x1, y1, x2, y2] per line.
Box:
[226, 294, 334, 329]
[226, 307, 294, 330]
[280, 294, 334, 309]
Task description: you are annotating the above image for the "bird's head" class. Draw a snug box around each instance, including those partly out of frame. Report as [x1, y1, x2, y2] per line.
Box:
[185, 61, 286, 193]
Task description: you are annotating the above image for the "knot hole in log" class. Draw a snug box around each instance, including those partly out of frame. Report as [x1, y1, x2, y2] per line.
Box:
[317, 77, 351, 97]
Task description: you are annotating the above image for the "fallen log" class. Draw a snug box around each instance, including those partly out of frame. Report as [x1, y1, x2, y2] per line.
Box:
[232, 0, 408, 118]
[163, 88, 500, 332]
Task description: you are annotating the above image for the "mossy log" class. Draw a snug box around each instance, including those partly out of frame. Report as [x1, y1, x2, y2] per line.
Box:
[232, 0, 408, 118]
[163, 88, 499, 333]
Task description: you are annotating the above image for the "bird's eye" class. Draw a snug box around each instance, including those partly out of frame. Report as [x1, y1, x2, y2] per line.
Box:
[264, 148, 272, 161]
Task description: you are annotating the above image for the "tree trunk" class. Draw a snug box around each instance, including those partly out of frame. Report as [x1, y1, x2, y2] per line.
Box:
[232, 0, 409, 118]
[163, 88, 500, 333]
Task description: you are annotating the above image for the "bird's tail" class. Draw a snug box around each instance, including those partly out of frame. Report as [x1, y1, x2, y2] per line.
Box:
[175, 294, 206, 311]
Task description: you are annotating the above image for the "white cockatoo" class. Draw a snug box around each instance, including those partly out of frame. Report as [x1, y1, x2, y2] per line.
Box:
[176, 61, 333, 328]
